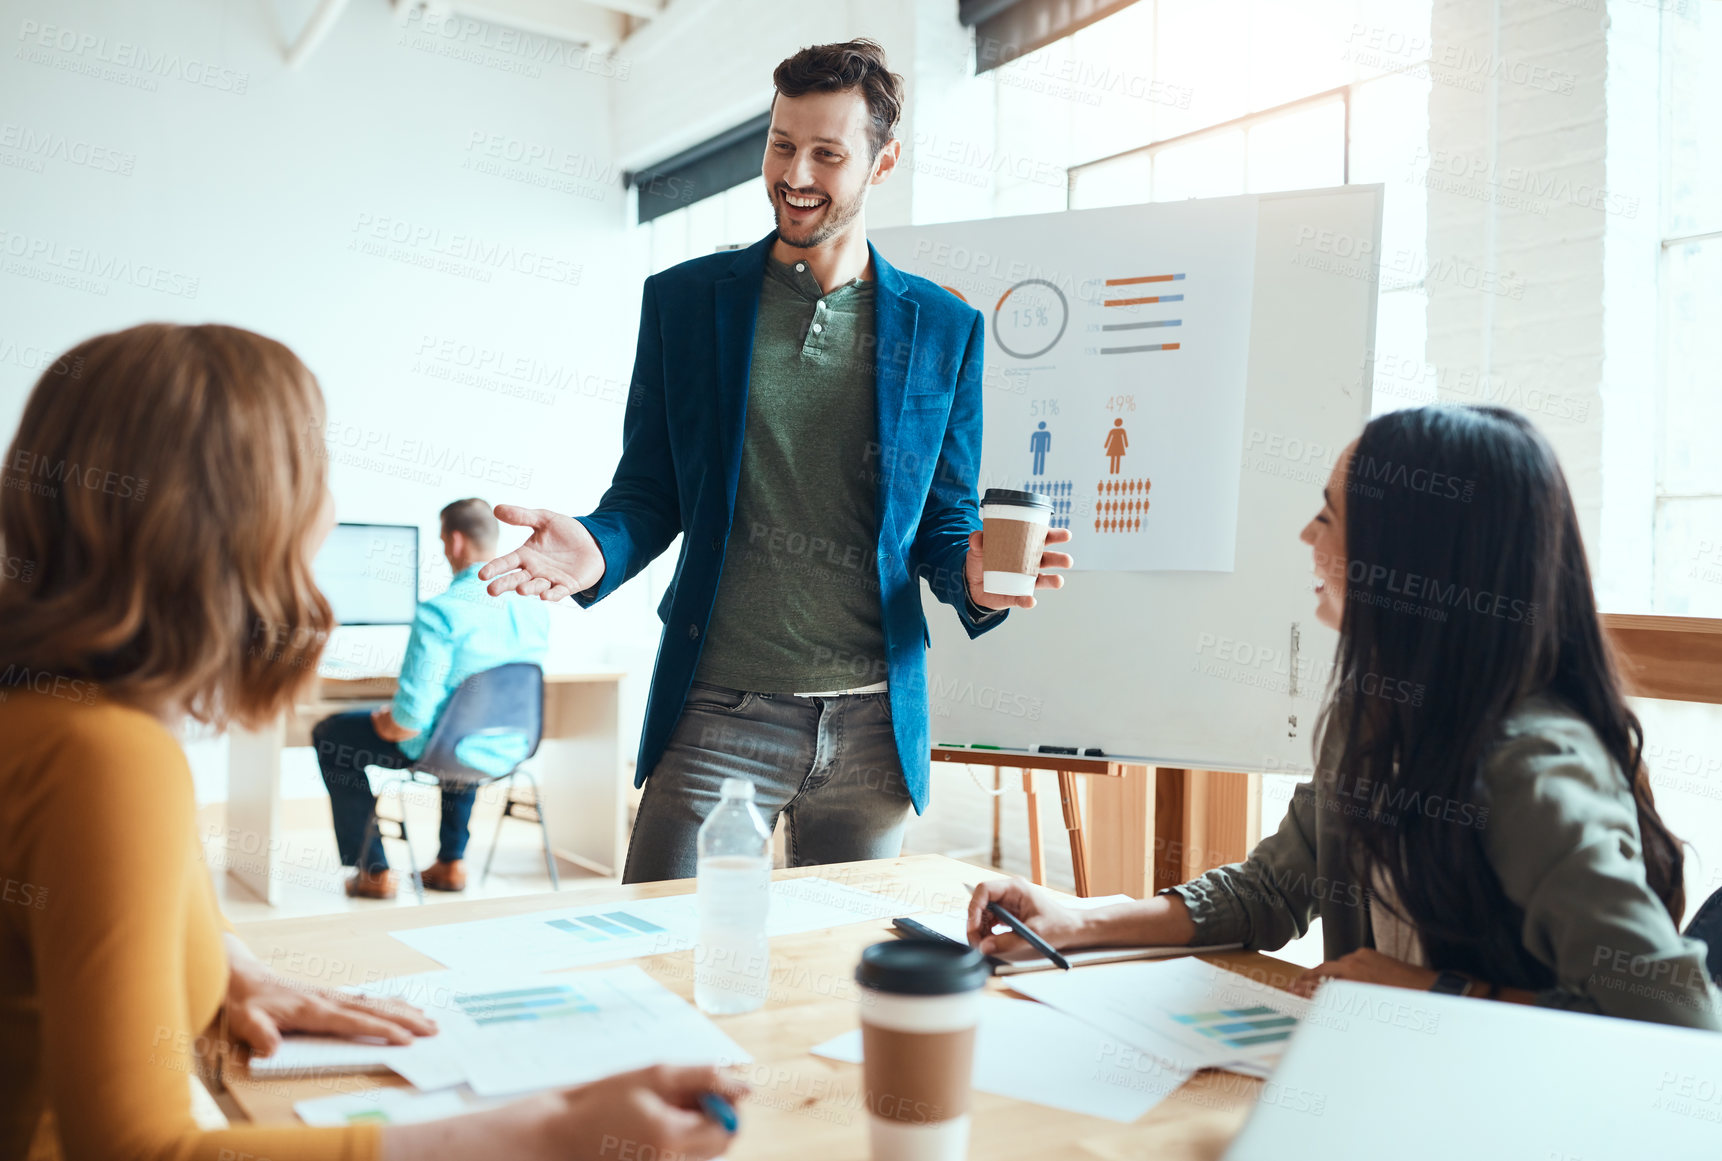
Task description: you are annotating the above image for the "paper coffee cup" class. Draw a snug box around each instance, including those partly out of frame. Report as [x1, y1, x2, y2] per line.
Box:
[979, 488, 1053, 598]
[856, 940, 991, 1161]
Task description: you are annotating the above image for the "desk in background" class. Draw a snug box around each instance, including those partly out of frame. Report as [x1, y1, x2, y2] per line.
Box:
[226, 672, 627, 903]
[225, 853, 1299, 1160]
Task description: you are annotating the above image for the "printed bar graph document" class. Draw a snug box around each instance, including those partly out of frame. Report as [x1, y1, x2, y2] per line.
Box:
[393, 876, 925, 973]
[256, 966, 749, 1098]
[450, 982, 599, 1025]
[1010, 956, 1311, 1073]
[875, 198, 1258, 572]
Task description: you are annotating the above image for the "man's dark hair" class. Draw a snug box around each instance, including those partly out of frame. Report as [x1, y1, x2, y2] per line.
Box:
[772, 39, 904, 158]
[440, 497, 496, 549]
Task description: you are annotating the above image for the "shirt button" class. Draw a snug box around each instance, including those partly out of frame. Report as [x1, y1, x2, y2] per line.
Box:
[812, 323, 823, 334]
[687, 623, 700, 639]
[795, 262, 806, 272]
[816, 300, 826, 310]
[710, 536, 721, 550]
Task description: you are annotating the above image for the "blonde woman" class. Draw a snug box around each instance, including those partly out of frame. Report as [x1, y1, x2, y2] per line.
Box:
[0, 324, 743, 1161]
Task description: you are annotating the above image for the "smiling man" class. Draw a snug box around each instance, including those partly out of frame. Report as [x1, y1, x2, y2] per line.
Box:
[482, 39, 1071, 882]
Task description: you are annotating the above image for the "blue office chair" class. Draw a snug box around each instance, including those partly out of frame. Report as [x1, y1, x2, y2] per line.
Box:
[1686, 884, 1722, 985]
[356, 662, 556, 904]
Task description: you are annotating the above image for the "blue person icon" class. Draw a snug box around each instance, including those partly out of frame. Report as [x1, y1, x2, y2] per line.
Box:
[1030, 421, 1052, 476]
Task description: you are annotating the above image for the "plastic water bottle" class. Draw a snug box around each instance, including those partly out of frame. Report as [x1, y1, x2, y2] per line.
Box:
[695, 777, 772, 1015]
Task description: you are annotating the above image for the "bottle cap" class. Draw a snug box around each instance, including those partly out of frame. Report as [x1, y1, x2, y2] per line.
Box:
[720, 777, 755, 800]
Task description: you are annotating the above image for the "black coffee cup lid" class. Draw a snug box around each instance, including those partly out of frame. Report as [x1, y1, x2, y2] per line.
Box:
[981, 487, 1052, 511]
[856, 939, 992, 995]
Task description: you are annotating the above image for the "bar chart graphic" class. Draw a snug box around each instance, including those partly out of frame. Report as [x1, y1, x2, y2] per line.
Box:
[1100, 273, 1184, 354]
[451, 983, 600, 1026]
[1172, 1005, 1297, 1048]
[545, 910, 668, 943]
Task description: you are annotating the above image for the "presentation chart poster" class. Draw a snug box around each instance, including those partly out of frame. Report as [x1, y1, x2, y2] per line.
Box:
[875, 197, 1257, 571]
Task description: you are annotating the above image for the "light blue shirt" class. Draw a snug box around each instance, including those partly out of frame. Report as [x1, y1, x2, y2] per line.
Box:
[391, 564, 551, 776]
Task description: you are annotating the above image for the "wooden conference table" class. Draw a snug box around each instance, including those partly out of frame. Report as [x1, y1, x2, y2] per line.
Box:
[226, 853, 1299, 1159]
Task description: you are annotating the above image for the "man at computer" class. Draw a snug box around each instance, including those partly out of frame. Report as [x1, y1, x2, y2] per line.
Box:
[315, 498, 550, 900]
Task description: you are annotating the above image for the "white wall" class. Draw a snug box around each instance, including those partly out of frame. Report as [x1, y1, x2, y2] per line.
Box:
[612, 0, 862, 169]
[1425, 0, 1722, 924]
[0, 0, 661, 798]
[1423, 0, 1660, 610]
[610, 0, 989, 230]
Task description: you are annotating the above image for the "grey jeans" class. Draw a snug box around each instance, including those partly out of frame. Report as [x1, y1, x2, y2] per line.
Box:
[621, 681, 914, 883]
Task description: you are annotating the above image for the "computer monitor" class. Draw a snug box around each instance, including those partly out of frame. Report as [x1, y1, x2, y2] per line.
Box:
[313, 523, 420, 626]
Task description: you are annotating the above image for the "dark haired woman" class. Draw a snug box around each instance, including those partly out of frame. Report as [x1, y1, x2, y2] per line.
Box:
[968, 405, 1720, 1028]
[0, 324, 744, 1160]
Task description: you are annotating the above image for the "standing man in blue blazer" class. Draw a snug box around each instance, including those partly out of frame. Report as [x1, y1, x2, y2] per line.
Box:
[482, 40, 1072, 882]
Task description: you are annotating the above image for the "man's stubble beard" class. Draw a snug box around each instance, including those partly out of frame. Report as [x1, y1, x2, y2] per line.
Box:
[770, 182, 867, 250]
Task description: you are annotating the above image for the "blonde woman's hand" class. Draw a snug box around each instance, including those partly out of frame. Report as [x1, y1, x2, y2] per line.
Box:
[544, 1065, 748, 1161]
[379, 1064, 749, 1161]
[222, 936, 435, 1058]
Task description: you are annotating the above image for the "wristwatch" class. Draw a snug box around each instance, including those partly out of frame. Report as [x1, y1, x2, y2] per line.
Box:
[1430, 970, 1475, 996]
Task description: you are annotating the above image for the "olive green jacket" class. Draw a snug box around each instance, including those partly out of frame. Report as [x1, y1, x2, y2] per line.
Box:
[1167, 694, 1721, 1030]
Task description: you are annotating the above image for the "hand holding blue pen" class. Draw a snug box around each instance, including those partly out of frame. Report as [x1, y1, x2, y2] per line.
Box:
[698, 1091, 739, 1134]
[562, 1065, 742, 1160]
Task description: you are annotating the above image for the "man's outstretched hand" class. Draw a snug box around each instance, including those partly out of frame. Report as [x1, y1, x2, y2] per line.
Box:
[480, 505, 606, 602]
[965, 527, 1073, 611]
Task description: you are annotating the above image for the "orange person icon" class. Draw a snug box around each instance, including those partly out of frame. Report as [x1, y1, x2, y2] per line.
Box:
[1104, 418, 1128, 474]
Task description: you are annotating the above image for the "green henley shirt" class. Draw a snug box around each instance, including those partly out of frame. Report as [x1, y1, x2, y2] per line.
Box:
[693, 254, 888, 693]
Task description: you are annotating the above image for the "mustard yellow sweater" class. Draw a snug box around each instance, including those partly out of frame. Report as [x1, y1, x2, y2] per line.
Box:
[0, 689, 379, 1161]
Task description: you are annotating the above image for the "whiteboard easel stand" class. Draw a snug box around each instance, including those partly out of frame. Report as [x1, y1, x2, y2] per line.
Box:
[932, 750, 1263, 899]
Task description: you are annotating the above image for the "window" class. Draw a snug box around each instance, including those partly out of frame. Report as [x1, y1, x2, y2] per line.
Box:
[976, 0, 1434, 896]
[642, 175, 776, 275]
[999, 1, 1433, 414]
[1657, 4, 1722, 617]
[1643, 2, 1722, 929]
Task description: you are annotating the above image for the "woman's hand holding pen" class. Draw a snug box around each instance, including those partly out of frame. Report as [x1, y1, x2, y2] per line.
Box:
[965, 879, 1092, 956]
[965, 878, 1199, 956]
[540, 1065, 747, 1161]
[381, 1065, 748, 1161]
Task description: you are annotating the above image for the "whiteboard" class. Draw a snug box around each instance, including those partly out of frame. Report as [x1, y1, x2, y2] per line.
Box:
[873, 185, 1382, 773]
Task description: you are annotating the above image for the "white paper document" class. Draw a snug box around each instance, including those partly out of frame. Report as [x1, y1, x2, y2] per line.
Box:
[1226, 981, 1722, 1161]
[245, 1028, 465, 1091]
[362, 965, 751, 1097]
[1009, 957, 1310, 1073]
[912, 893, 1138, 944]
[294, 1086, 470, 1126]
[255, 965, 749, 1099]
[247, 1037, 415, 1078]
[812, 994, 1193, 1123]
[393, 877, 916, 973]
[875, 196, 1259, 572]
